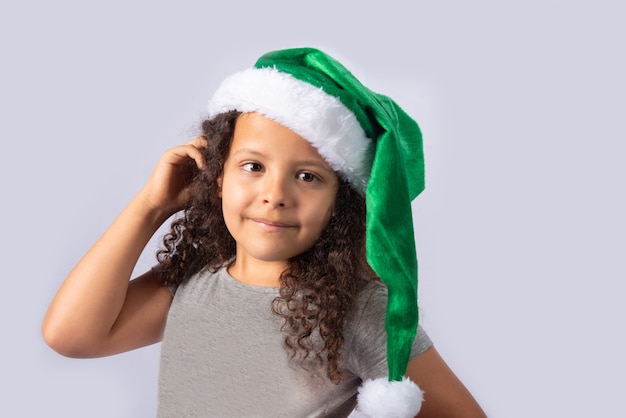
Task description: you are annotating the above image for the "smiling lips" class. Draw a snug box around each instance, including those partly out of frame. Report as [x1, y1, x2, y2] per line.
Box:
[249, 217, 295, 230]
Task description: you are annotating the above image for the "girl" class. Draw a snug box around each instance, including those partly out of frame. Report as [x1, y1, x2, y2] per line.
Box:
[42, 48, 485, 417]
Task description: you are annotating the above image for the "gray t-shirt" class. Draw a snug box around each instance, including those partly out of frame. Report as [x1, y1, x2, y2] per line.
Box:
[158, 267, 432, 418]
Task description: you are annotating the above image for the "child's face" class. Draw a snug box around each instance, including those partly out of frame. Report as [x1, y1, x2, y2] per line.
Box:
[220, 112, 339, 268]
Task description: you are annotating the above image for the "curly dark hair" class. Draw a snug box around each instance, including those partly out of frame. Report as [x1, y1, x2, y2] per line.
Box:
[156, 111, 376, 384]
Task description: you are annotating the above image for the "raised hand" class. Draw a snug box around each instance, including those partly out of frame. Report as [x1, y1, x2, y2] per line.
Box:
[138, 137, 208, 220]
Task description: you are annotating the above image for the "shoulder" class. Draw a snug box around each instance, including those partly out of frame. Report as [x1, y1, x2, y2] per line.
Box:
[169, 265, 226, 295]
[347, 281, 431, 345]
[347, 279, 394, 327]
[342, 280, 433, 380]
[349, 280, 388, 327]
[342, 282, 387, 359]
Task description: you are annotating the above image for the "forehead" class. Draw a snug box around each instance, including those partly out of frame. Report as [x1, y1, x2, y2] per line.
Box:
[230, 113, 332, 166]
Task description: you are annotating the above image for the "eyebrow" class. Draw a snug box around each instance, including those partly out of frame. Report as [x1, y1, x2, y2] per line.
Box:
[231, 148, 263, 157]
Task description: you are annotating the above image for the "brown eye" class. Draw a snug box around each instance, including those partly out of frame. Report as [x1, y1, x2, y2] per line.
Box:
[242, 162, 263, 172]
[297, 172, 319, 183]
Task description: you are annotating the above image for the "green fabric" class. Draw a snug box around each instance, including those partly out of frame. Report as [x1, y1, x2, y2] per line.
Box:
[255, 48, 425, 381]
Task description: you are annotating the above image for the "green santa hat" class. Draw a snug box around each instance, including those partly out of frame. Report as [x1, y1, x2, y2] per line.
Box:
[208, 47, 425, 418]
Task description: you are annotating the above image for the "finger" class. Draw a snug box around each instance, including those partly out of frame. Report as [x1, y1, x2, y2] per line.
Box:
[173, 143, 206, 170]
[186, 136, 208, 148]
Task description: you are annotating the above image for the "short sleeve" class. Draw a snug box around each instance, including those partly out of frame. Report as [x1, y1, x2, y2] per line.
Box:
[343, 282, 432, 381]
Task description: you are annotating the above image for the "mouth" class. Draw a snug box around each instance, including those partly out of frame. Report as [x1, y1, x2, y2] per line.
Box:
[249, 217, 295, 229]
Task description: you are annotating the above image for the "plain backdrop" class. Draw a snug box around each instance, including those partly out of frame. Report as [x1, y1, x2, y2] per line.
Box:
[1, 1, 624, 417]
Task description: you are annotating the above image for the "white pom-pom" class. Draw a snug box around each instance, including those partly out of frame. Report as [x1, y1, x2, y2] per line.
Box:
[348, 377, 424, 418]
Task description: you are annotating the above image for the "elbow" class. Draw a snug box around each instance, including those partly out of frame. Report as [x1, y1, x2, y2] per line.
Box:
[41, 319, 74, 357]
[41, 317, 95, 358]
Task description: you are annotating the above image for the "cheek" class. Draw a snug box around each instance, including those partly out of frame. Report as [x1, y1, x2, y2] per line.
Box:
[222, 184, 249, 206]
[220, 191, 242, 240]
[220, 177, 255, 226]
[220, 189, 239, 219]
[220, 174, 244, 205]
[305, 198, 335, 234]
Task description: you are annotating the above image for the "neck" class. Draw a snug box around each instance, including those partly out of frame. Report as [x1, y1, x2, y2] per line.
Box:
[227, 257, 286, 287]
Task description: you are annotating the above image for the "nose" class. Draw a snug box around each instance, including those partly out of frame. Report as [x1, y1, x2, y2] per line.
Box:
[261, 173, 291, 208]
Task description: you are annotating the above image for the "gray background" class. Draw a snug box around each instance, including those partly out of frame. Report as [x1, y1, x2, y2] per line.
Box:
[1, 1, 624, 417]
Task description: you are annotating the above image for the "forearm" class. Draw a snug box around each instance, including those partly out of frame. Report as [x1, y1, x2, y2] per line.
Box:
[42, 190, 171, 357]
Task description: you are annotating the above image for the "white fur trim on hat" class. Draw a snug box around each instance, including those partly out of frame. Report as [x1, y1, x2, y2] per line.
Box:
[207, 67, 372, 193]
[347, 377, 424, 418]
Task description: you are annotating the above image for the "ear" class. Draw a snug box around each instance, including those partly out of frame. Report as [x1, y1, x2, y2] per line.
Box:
[217, 175, 223, 198]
